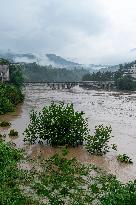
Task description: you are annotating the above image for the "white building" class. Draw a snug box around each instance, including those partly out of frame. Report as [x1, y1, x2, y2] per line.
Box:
[130, 64, 136, 79]
[0, 65, 10, 82]
[123, 64, 136, 79]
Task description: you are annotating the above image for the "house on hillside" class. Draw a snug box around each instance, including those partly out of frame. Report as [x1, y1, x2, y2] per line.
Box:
[123, 64, 136, 79]
[0, 65, 10, 82]
[130, 64, 136, 79]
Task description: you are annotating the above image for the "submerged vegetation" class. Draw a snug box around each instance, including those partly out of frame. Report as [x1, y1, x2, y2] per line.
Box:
[24, 102, 88, 146]
[0, 139, 136, 205]
[85, 125, 114, 155]
[0, 120, 11, 127]
[117, 154, 133, 164]
[8, 129, 19, 137]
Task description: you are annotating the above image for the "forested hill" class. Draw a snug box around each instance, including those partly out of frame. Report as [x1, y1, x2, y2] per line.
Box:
[23, 63, 89, 82]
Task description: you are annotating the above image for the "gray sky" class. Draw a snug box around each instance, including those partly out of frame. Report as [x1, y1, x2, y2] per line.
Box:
[0, 0, 136, 64]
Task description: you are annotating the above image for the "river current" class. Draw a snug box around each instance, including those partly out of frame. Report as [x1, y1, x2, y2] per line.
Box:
[0, 83, 136, 183]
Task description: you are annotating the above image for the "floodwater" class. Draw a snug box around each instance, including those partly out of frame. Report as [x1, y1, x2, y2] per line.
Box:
[0, 83, 136, 183]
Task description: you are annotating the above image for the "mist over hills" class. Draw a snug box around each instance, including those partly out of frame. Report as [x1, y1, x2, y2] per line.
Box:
[0, 50, 119, 73]
[46, 54, 82, 68]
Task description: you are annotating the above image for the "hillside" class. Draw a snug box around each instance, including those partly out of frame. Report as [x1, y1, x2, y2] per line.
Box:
[23, 63, 89, 82]
[0, 50, 119, 73]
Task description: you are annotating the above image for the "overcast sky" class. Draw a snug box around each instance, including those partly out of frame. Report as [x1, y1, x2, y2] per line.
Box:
[0, 0, 136, 64]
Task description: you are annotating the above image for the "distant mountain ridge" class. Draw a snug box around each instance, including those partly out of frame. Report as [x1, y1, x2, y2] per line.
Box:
[46, 54, 82, 68]
[0, 50, 119, 73]
[0, 51, 36, 61]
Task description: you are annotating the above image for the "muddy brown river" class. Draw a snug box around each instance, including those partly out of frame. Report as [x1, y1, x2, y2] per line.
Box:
[0, 83, 136, 183]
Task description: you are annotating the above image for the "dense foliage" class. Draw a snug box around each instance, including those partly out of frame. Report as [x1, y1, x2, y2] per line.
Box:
[23, 63, 88, 82]
[27, 153, 136, 205]
[82, 71, 114, 82]
[0, 139, 136, 205]
[115, 74, 136, 90]
[82, 61, 136, 90]
[85, 125, 113, 155]
[24, 102, 89, 146]
[0, 140, 36, 205]
[9, 63, 24, 87]
[94, 174, 136, 205]
[32, 154, 93, 204]
[0, 83, 24, 114]
[8, 129, 19, 137]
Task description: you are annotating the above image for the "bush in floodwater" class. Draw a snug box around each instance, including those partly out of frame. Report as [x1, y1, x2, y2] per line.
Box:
[85, 125, 113, 155]
[0, 83, 24, 115]
[117, 154, 133, 164]
[24, 102, 89, 146]
[8, 129, 18, 137]
[0, 97, 14, 115]
[0, 121, 11, 127]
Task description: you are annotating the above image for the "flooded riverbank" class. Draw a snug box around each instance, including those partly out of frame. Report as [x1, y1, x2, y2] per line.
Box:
[0, 83, 136, 183]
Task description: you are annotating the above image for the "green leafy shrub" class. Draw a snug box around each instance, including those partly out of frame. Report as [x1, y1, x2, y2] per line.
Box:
[2, 84, 24, 105]
[30, 153, 136, 205]
[0, 121, 11, 127]
[85, 125, 113, 155]
[24, 102, 89, 146]
[9, 129, 19, 137]
[117, 154, 133, 164]
[9, 63, 24, 87]
[0, 83, 24, 115]
[0, 140, 37, 205]
[111, 143, 117, 151]
[0, 97, 14, 115]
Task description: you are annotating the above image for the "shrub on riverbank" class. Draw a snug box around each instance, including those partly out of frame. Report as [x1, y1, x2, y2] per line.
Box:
[0, 83, 24, 115]
[24, 102, 89, 146]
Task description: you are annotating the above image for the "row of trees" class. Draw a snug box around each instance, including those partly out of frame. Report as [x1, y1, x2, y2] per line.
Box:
[82, 63, 136, 91]
[0, 59, 24, 114]
[82, 71, 114, 82]
[23, 63, 88, 82]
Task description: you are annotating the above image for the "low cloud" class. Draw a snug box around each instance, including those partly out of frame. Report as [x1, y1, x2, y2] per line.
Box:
[0, 0, 136, 64]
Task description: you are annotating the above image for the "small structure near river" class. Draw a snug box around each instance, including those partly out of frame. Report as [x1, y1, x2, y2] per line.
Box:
[0, 65, 10, 82]
[123, 63, 136, 79]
